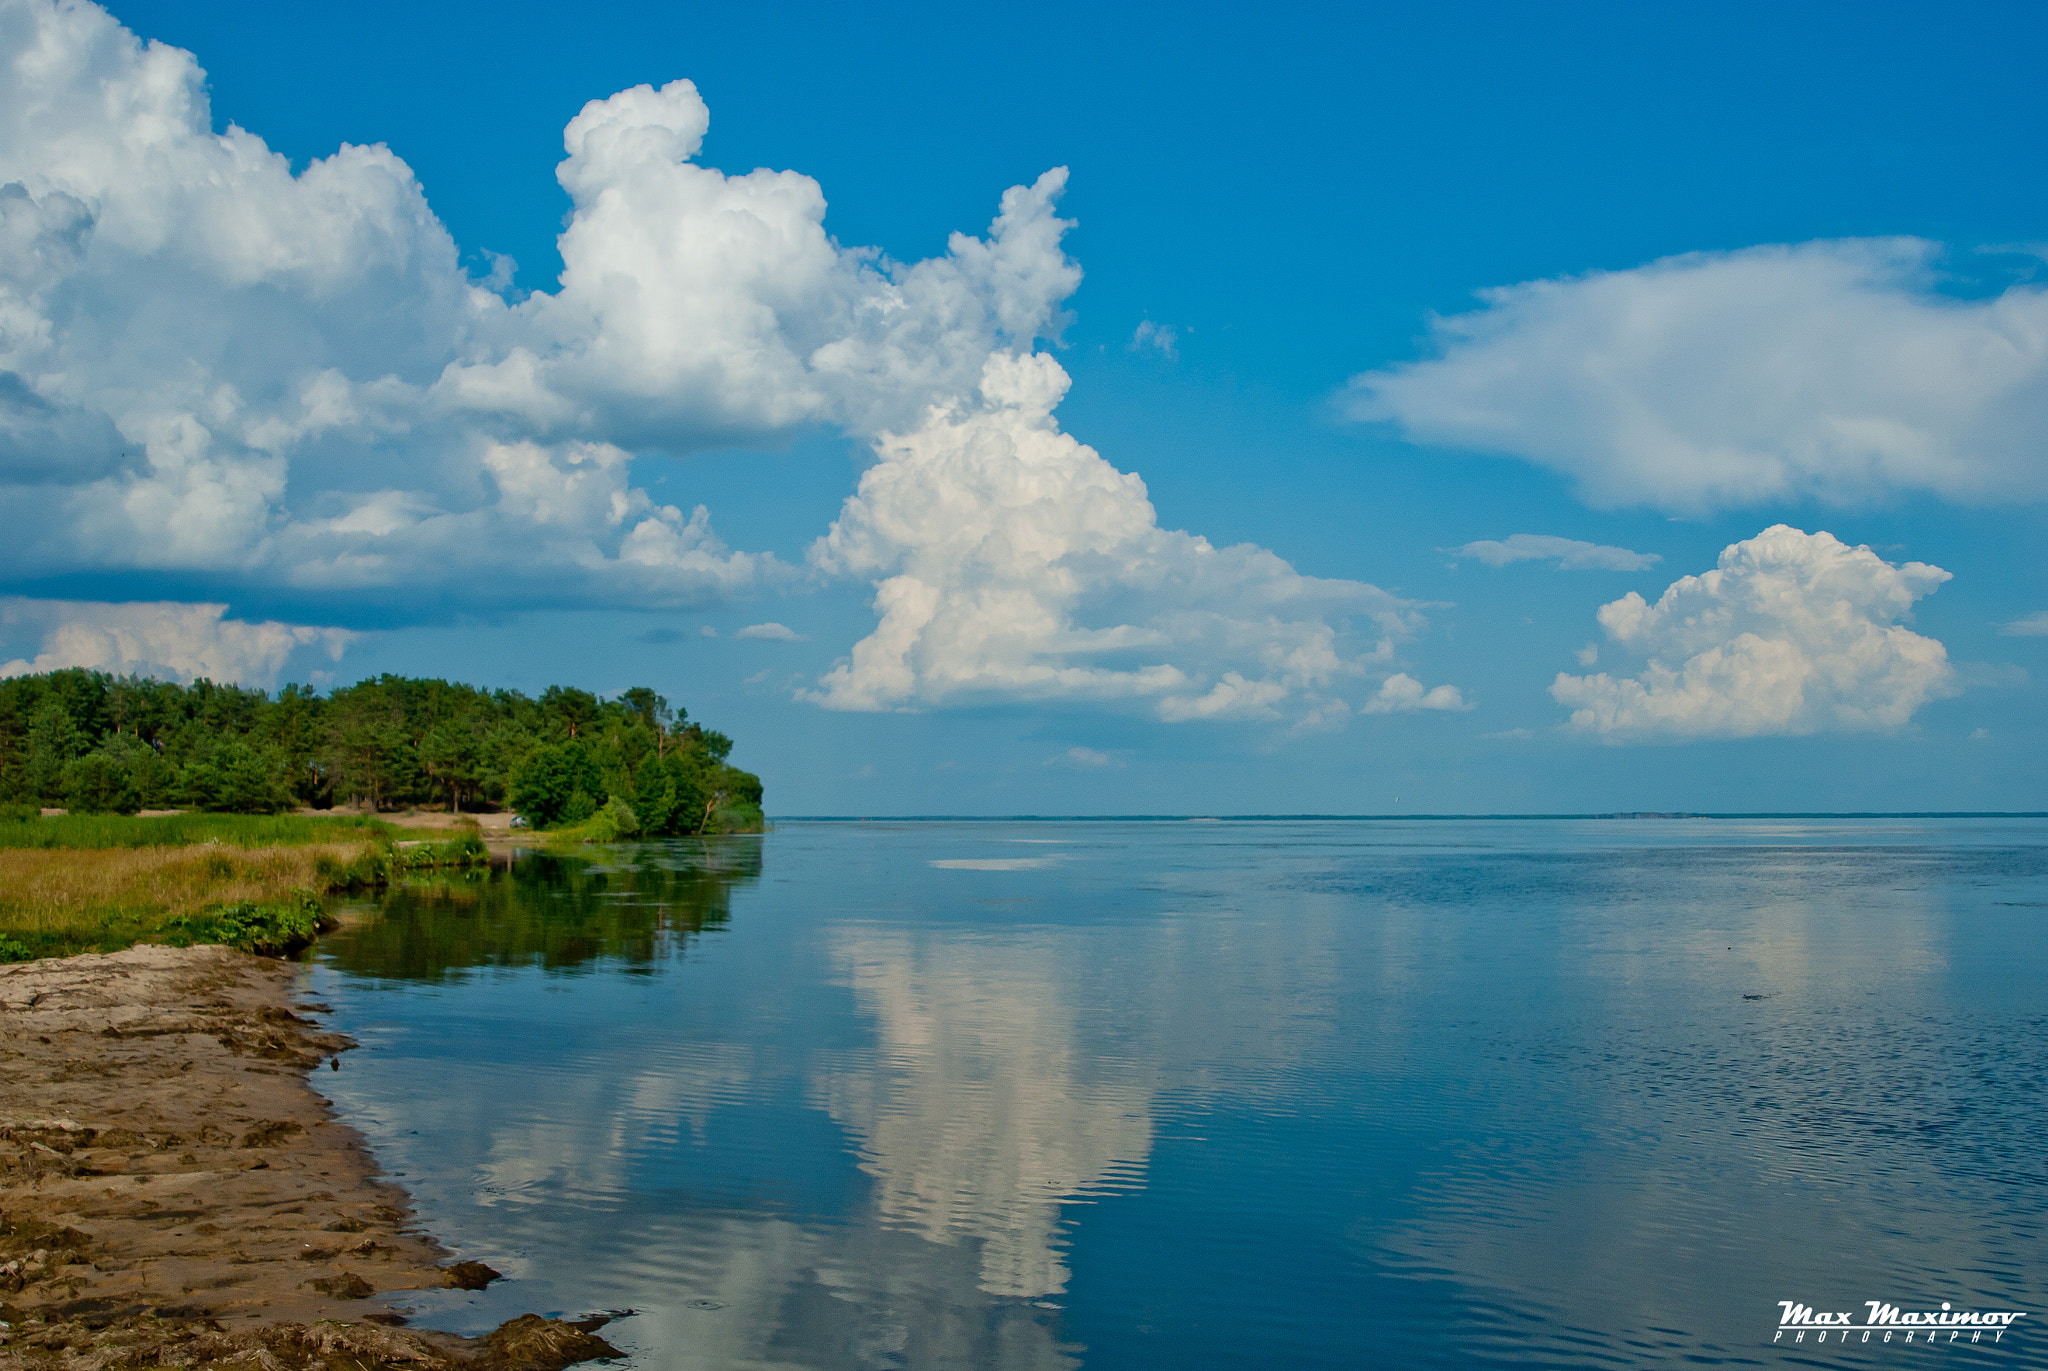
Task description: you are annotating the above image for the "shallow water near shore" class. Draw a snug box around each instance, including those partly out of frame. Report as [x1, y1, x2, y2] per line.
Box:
[304, 818, 2048, 1369]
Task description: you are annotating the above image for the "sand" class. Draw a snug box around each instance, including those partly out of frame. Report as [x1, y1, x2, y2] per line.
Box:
[0, 945, 619, 1370]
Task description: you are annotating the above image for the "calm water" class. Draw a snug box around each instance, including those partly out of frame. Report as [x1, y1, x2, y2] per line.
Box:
[303, 819, 2048, 1368]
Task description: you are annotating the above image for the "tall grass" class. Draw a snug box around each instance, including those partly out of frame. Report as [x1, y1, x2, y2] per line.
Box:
[0, 829, 491, 962]
[0, 811, 392, 850]
[0, 843, 357, 961]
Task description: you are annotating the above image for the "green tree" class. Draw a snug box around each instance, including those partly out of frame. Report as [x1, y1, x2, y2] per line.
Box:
[262, 682, 330, 804]
[329, 721, 409, 810]
[509, 741, 603, 827]
[634, 752, 710, 835]
[63, 752, 141, 814]
[682, 724, 733, 762]
[421, 720, 486, 813]
[0, 668, 763, 828]
[541, 685, 601, 740]
[183, 737, 291, 813]
[24, 703, 84, 802]
[97, 732, 175, 807]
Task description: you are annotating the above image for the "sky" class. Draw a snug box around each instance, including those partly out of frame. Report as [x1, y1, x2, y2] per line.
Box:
[1, 0, 2044, 814]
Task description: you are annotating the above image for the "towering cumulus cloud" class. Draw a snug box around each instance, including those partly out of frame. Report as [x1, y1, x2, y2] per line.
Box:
[1345, 240, 2048, 511]
[808, 354, 1455, 725]
[0, 599, 351, 687]
[0, 0, 1450, 722]
[1551, 526, 1957, 739]
[0, 0, 1073, 605]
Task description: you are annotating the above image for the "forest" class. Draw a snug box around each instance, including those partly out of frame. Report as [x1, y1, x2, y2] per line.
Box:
[0, 669, 763, 833]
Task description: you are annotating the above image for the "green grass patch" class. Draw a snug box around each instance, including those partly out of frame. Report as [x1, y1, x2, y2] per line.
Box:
[315, 832, 492, 887]
[0, 810, 394, 851]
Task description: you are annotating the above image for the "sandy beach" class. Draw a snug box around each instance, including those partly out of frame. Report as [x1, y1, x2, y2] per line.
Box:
[0, 944, 619, 1370]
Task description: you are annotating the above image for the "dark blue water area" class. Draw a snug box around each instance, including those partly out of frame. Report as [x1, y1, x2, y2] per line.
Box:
[301, 819, 2048, 1369]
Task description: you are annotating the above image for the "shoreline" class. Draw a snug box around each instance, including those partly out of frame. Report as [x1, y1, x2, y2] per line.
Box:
[0, 944, 619, 1370]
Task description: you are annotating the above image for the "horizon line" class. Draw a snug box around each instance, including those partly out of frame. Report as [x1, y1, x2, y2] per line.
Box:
[766, 811, 2048, 822]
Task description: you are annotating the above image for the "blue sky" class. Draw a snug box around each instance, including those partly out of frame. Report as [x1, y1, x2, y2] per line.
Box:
[2, 0, 2043, 812]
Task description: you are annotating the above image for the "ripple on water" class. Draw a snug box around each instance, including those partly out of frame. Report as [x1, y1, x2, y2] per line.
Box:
[311, 821, 2048, 1369]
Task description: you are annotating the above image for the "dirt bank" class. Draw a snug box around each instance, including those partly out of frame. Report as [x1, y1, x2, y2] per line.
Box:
[0, 945, 618, 1369]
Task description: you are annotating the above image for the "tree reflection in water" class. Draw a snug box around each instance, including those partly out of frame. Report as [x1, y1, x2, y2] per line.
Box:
[319, 839, 763, 982]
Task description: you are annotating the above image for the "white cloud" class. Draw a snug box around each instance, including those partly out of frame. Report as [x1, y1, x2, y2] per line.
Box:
[0, 0, 1473, 728]
[1550, 526, 1958, 739]
[1453, 534, 1659, 571]
[0, 0, 1078, 607]
[1129, 320, 1178, 360]
[1999, 611, 2048, 636]
[1047, 746, 1121, 768]
[1360, 673, 1469, 714]
[805, 353, 1457, 727]
[1345, 239, 2048, 511]
[0, 597, 352, 686]
[735, 621, 804, 640]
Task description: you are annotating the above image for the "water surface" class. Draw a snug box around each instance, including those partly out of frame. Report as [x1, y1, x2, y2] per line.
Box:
[306, 819, 2048, 1368]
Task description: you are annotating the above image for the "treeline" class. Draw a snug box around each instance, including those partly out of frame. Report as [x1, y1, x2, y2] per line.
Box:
[0, 669, 763, 833]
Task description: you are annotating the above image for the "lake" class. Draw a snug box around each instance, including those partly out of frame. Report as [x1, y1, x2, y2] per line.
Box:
[304, 819, 2048, 1368]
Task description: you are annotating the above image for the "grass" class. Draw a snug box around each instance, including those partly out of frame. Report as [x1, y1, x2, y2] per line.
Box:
[0, 810, 394, 850]
[0, 819, 493, 963]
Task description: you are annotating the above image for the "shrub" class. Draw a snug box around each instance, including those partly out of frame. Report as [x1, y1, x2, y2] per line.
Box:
[583, 797, 639, 843]
[63, 753, 142, 814]
[165, 890, 331, 956]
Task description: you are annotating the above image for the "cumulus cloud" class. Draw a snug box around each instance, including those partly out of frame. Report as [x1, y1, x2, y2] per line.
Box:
[0, 0, 1078, 608]
[0, 597, 352, 686]
[1999, 611, 2048, 637]
[1550, 526, 1958, 739]
[734, 621, 804, 640]
[1360, 673, 1469, 714]
[0, 0, 1465, 727]
[805, 353, 1456, 726]
[1345, 239, 2048, 511]
[1453, 534, 1659, 571]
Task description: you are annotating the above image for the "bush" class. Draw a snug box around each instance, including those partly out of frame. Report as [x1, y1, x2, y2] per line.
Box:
[165, 890, 331, 956]
[63, 753, 142, 814]
[707, 800, 767, 834]
[583, 797, 639, 843]
[315, 831, 491, 888]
